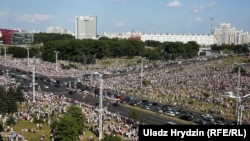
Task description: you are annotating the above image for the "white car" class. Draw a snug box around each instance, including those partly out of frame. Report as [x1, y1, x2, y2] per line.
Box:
[165, 110, 175, 117]
[44, 85, 49, 89]
[201, 114, 213, 119]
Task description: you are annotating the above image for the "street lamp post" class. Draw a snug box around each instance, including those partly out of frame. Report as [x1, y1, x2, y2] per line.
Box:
[139, 57, 146, 89]
[224, 92, 250, 125]
[32, 65, 36, 103]
[94, 72, 103, 141]
[234, 63, 246, 119]
[4, 45, 6, 62]
[54, 51, 59, 72]
[4, 70, 8, 93]
[27, 48, 30, 66]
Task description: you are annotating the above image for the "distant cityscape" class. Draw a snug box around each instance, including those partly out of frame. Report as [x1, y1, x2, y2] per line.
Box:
[0, 15, 250, 46]
[103, 22, 250, 46]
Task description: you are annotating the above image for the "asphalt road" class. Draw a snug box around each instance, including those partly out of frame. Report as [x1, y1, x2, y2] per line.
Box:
[80, 95, 188, 125]
[0, 64, 235, 125]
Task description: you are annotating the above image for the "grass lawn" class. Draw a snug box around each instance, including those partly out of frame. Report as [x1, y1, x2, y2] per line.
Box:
[11, 119, 51, 141]
[7, 119, 99, 141]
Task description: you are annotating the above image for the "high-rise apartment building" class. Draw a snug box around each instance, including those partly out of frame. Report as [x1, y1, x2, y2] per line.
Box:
[75, 15, 97, 39]
[213, 23, 236, 45]
[213, 23, 250, 45]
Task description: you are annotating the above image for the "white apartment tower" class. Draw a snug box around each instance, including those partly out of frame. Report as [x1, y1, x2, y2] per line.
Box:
[75, 15, 97, 39]
[213, 23, 236, 45]
[213, 23, 250, 45]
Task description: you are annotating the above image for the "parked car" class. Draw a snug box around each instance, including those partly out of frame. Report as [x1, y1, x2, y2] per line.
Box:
[171, 108, 180, 115]
[144, 105, 151, 110]
[153, 107, 163, 113]
[201, 114, 215, 122]
[129, 100, 141, 106]
[152, 102, 159, 106]
[122, 96, 134, 103]
[194, 119, 207, 125]
[165, 110, 175, 116]
[141, 100, 149, 104]
[179, 114, 194, 121]
[143, 102, 152, 107]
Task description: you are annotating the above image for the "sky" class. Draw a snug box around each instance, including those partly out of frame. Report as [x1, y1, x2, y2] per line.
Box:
[0, 0, 249, 35]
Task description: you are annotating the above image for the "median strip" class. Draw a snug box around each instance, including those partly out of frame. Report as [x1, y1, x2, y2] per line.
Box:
[122, 104, 195, 125]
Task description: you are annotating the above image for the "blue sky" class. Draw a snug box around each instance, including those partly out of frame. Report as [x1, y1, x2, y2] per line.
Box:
[0, 0, 249, 35]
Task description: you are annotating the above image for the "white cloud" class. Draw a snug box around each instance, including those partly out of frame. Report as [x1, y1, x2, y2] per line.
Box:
[113, 0, 127, 4]
[115, 22, 125, 27]
[194, 17, 202, 22]
[0, 10, 10, 22]
[191, 5, 205, 13]
[17, 14, 53, 23]
[166, 0, 182, 8]
[208, 1, 216, 8]
[190, 2, 215, 13]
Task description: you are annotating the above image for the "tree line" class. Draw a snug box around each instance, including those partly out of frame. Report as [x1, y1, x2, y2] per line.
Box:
[211, 44, 249, 54]
[1, 33, 249, 65]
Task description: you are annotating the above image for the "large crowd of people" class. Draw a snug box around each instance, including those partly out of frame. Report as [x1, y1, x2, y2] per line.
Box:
[0, 56, 132, 78]
[1, 89, 139, 141]
[0, 55, 140, 140]
[0, 54, 250, 140]
[81, 58, 250, 123]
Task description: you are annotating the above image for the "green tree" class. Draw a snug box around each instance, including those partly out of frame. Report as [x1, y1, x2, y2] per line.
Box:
[0, 86, 7, 114]
[0, 86, 24, 115]
[54, 115, 78, 141]
[6, 88, 18, 113]
[102, 134, 122, 141]
[185, 41, 199, 58]
[6, 116, 16, 126]
[50, 117, 58, 131]
[144, 48, 162, 60]
[0, 121, 3, 141]
[144, 40, 161, 47]
[0, 135, 3, 141]
[8, 47, 27, 58]
[34, 33, 74, 44]
[14, 86, 25, 102]
[65, 105, 86, 134]
[0, 122, 3, 132]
